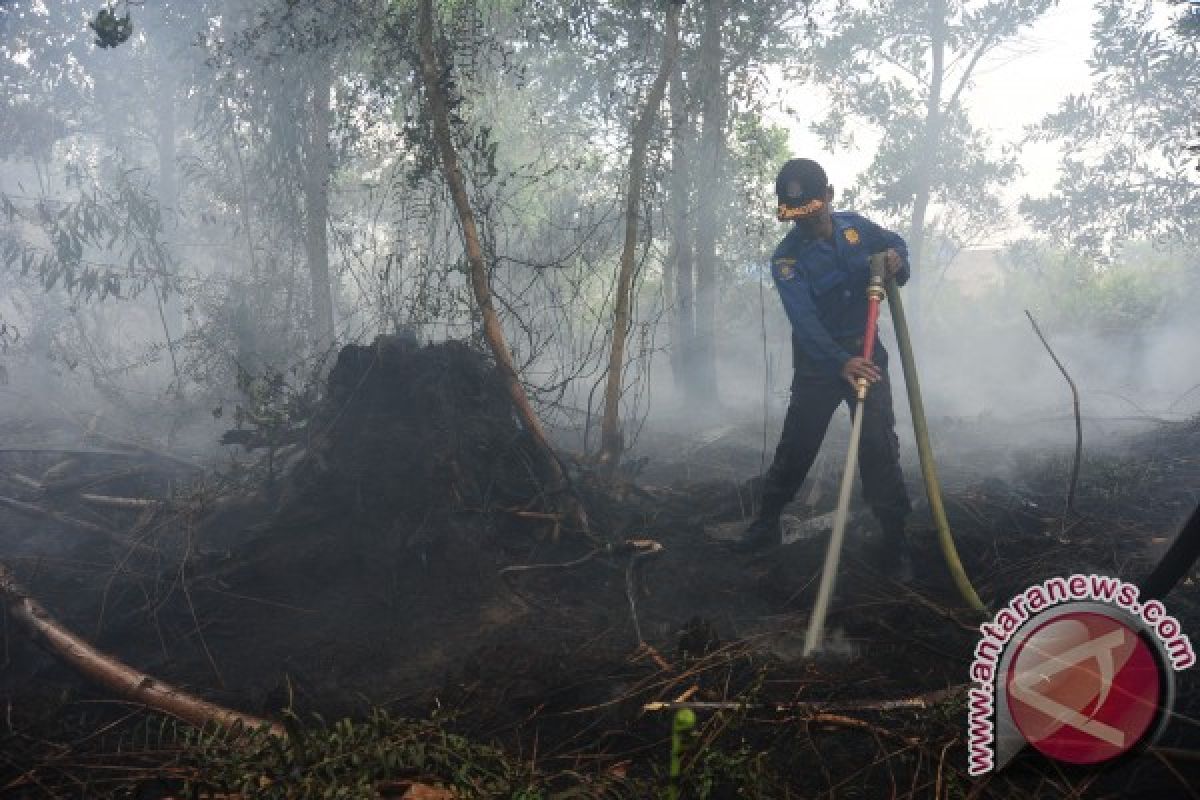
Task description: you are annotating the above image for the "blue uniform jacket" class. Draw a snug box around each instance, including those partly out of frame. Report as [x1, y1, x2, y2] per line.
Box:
[769, 211, 910, 378]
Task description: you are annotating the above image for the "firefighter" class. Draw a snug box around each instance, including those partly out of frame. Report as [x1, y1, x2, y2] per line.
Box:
[734, 158, 913, 580]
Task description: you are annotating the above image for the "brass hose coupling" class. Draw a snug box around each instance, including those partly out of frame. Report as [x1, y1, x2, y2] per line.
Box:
[866, 274, 886, 302]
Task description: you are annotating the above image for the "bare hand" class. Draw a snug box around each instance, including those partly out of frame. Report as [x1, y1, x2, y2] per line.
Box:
[841, 356, 881, 388]
[883, 248, 904, 275]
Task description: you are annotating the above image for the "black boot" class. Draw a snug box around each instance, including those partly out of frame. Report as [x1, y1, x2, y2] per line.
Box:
[731, 515, 782, 553]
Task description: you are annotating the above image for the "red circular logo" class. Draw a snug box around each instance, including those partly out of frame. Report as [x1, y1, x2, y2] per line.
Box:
[1006, 611, 1162, 765]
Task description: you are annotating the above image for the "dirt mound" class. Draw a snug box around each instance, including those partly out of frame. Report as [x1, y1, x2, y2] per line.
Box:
[180, 337, 571, 711]
[276, 335, 546, 533]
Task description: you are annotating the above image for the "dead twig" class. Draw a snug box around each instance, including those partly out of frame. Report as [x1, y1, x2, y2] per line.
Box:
[506, 510, 563, 521]
[1152, 748, 1200, 800]
[1167, 381, 1200, 413]
[0, 494, 160, 559]
[41, 458, 78, 482]
[41, 468, 148, 498]
[0, 447, 154, 459]
[1152, 745, 1200, 763]
[1025, 310, 1082, 519]
[624, 540, 664, 645]
[0, 471, 43, 492]
[77, 493, 161, 511]
[82, 430, 203, 472]
[643, 684, 964, 714]
[802, 711, 920, 748]
[934, 738, 954, 800]
[0, 494, 115, 538]
[498, 548, 603, 578]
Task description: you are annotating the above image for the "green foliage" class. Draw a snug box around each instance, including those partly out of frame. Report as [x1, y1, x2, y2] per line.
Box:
[1001, 238, 1193, 331]
[89, 7, 134, 49]
[685, 739, 772, 799]
[0, 164, 169, 303]
[231, 362, 316, 441]
[1176, 0, 1200, 38]
[1022, 1, 1200, 257]
[808, 0, 1055, 265]
[183, 709, 544, 799]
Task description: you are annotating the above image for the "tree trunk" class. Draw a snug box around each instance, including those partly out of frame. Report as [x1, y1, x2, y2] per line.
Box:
[154, 76, 184, 401]
[691, 0, 725, 406]
[416, 0, 572, 508]
[156, 79, 178, 232]
[598, 1, 682, 471]
[667, 57, 695, 391]
[907, 0, 947, 329]
[302, 63, 336, 352]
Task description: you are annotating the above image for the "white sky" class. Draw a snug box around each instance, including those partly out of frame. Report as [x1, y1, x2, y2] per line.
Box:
[774, 0, 1099, 245]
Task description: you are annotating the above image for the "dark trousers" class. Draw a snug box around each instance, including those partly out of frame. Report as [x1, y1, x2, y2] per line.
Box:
[758, 341, 911, 528]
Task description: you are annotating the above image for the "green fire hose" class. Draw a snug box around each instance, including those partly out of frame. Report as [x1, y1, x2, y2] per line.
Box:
[885, 275, 987, 613]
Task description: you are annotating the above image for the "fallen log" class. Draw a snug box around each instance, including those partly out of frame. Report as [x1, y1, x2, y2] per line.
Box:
[0, 560, 281, 736]
[0, 447, 166, 460]
[77, 493, 161, 511]
[0, 493, 115, 537]
[41, 467, 147, 498]
[83, 431, 204, 472]
[220, 426, 307, 449]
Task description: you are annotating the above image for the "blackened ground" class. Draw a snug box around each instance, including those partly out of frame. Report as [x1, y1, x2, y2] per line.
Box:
[1, 339, 1199, 797]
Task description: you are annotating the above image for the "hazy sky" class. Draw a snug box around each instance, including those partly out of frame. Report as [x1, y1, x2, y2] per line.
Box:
[778, 0, 1098, 245]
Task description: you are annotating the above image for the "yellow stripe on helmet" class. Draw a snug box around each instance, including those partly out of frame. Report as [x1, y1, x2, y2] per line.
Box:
[777, 197, 825, 221]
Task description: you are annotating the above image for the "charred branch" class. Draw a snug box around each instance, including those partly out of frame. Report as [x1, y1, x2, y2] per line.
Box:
[0, 561, 281, 736]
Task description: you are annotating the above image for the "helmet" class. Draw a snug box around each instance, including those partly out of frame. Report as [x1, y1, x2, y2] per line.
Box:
[775, 158, 829, 221]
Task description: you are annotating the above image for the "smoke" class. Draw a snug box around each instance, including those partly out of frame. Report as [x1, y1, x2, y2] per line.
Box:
[633, 237, 1200, 500]
[1, 1, 1195, 489]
